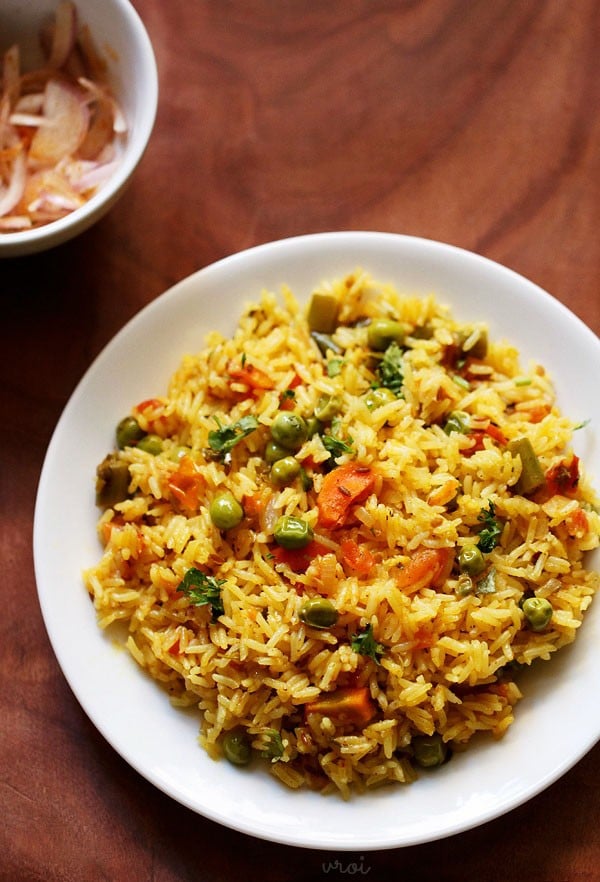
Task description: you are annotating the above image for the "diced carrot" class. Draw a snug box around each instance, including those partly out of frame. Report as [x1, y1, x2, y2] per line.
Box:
[305, 687, 376, 726]
[396, 547, 454, 593]
[317, 464, 375, 529]
[227, 360, 274, 392]
[168, 456, 205, 513]
[340, 539, 375, 576]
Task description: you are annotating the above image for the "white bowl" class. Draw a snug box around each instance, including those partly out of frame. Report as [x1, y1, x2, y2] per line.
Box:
[0, 0, 157, 258]
[34, 232, 600, 849]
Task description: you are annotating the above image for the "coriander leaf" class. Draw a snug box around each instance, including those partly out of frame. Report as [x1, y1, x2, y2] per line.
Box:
[476, 501, 503, 553]
[321, 433, 354, 459]
[178, 567, 225, 619]
[374, 341, 404, 396]
[351, 624, 385, 664]
[259, 729, 285, 760]
[208, 415, 259, 459]
[321, 416, 354, 462]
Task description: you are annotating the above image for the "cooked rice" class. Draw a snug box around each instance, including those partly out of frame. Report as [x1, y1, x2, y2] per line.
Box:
[84, 270, 599, 797]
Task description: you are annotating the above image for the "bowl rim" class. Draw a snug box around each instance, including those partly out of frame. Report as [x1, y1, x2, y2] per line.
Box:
[0, 0, 158, 257]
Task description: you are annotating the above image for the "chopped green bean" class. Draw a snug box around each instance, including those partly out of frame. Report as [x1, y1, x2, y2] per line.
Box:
[508, 437, 545, 495]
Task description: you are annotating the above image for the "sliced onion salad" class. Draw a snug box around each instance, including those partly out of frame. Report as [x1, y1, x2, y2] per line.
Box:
[0, 1, 127, 232]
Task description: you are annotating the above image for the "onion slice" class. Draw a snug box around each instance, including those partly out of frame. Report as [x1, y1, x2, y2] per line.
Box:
[2, 45, 20, 107]
[47, 1, 78, 69]
[0, 148, 27, 217]
[29, 79, 90, 166]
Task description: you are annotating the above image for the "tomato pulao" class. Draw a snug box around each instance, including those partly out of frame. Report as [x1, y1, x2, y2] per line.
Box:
[85, 271, 600, 797]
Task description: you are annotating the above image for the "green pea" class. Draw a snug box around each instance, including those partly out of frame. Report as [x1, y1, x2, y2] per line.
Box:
[265, 440, 289, 464]
[209, 491, 244, 530]
[522, 596, 553, 632]
[412, 733, 447, 768]
[116, 416, 146, 449]
[95, 455, 131, 508]
[270, 411, 308, 451]
[367, 317, 406, 351]
[136, 434, 163, 455]
[222, 729, 251, 766]
[458, 545, 485, 576]
[314, 393, 343, 423]
[273, 515, 313, 549]
[444, 411, 470, 435]
[271, 456, 301, 486]
[364, 387, 396, 410]
[299, 597, 339, 629]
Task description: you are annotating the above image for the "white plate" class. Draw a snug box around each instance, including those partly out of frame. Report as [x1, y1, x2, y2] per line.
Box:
[34, 232, 600, 850]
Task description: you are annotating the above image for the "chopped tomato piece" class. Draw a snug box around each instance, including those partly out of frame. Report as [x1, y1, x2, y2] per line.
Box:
[427, 478, 459, 507]
[168, 636, 181, 655]
[565, 507, 589, 538]
[525, 404, 552, 424]
[133, 397, 177, 436]
[396, 548, 453, 593]
[413, 626, 435, 649]
[464, 424, 507, 456]
[305, 687, 376, 726]
[317, 464, 375, 529]
[484, 424, 508, 445]
[242, 490, 267, 518]
[100, 515, 124, 544]
[279, 373, 304, 409]
[135, 397, 163, 412]
[546, 455, 580, 497]
[168, 456, 205, 513]
[271, 539, 329, 573]
[227, 360, 274, 392]
[340, 539, 375, 575]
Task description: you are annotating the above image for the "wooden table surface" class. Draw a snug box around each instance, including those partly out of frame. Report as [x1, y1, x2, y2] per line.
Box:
[3, 1, 600, 879]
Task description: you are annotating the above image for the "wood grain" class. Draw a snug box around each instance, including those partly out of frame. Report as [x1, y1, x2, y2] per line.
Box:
[2, 1, 599, 880]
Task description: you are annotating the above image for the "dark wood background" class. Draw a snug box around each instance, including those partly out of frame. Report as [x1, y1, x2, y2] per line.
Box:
[2, 2, 599, 880]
